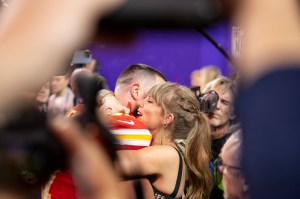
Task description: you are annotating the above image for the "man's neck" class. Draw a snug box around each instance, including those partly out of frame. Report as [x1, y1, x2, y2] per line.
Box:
[211, 122, 230, 140]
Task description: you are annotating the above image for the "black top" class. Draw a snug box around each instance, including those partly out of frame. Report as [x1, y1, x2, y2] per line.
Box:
[151, 147, 183, 199]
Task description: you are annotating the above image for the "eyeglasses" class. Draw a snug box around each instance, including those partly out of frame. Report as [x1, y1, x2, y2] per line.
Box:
[215, 157, 243, 176]
[212, 157, 243, 190]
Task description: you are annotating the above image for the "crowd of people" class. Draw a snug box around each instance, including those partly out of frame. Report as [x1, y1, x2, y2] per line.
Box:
[1, 0, 300, 199]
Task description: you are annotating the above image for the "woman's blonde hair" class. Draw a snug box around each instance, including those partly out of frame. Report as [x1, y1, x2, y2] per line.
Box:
[149, 82, 213, 199]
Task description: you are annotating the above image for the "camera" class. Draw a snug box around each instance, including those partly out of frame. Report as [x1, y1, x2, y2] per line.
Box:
[199, 90, 219, 115]
[191, 86, 219, 115]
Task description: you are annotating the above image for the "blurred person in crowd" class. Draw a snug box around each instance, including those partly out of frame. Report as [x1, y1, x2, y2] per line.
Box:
[190, 65, 221, 92]
[203, 76, 238, 158]
[203, 77, 238, 154]
[48, 73, 75, 116]
[65, 68, 92, 116]
[0, 0, 123, 111]
[35, 81, 51, 113]
[21, 81, 51, 114]
[70, 49, 109, 91]
[217, 131, 250, 199]
[118, 82, 213, 199]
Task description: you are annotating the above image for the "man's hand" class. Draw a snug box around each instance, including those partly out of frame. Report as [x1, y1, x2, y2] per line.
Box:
[98, 90, 130, 116]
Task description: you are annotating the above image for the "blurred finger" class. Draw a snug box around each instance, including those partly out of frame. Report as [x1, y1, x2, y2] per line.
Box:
[50, 116, 87, 153]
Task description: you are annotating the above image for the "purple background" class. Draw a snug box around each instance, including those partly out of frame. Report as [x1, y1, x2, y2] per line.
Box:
[90, 21, 235, 90]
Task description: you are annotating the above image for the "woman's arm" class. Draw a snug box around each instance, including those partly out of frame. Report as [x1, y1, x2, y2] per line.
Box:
[117, 145, 180, 178]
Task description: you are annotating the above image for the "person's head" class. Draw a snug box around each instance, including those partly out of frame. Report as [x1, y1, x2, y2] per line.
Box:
[35, 81, 50, 104]
[70, 68, 92, 98]
[50, 74, 70, 96]
[114, 64, 167, 115]
[137, 82, 213, 199]
[190, 65, 221, 89]
[219, 131, 249, 199]
[202, 76, 236, 129]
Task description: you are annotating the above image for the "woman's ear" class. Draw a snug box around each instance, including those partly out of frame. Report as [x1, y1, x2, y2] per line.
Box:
[130, 83, 140, 100]
[164, 113, 174, 127]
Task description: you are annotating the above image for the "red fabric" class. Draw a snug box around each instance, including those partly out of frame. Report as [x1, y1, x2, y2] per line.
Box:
[46, 112, 151, 199]
[47, 171, 79, 199]
[110, 113, 147, 129]
[116, 144, 148, 150]
[109, 113, 153, 149]
[65, 104, 85, 118]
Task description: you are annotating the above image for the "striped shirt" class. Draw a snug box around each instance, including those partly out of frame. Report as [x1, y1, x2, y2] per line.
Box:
[109, 113, 152, 150]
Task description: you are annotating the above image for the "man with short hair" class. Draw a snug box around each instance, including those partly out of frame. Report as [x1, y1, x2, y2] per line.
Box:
[218, 131, 250, 199]
[99, 63, 167, 116]
[99, 63, 167, 150]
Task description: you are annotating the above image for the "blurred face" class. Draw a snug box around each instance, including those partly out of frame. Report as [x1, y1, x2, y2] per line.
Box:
[51, 75, 69, 95]
[136, 95, 164, 134]
[191, 74, 205, 88]
[208, 86, 234, 127]
[220, 147, 245, 199]
[36, 82, 50, 103]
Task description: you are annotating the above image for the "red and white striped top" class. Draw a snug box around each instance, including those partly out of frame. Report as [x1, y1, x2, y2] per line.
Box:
[110, 113, 152, 150]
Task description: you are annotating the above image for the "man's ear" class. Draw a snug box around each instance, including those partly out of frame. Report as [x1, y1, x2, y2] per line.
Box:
[130, 83, 140, 100]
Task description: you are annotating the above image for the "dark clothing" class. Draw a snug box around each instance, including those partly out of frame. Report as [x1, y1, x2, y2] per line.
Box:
[209, 133, 232, 199]
[212, 133, 233, 161]
[236, 68, 300, 199]
[152, 147, 183, 199]
[210, 185, 224, 199]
